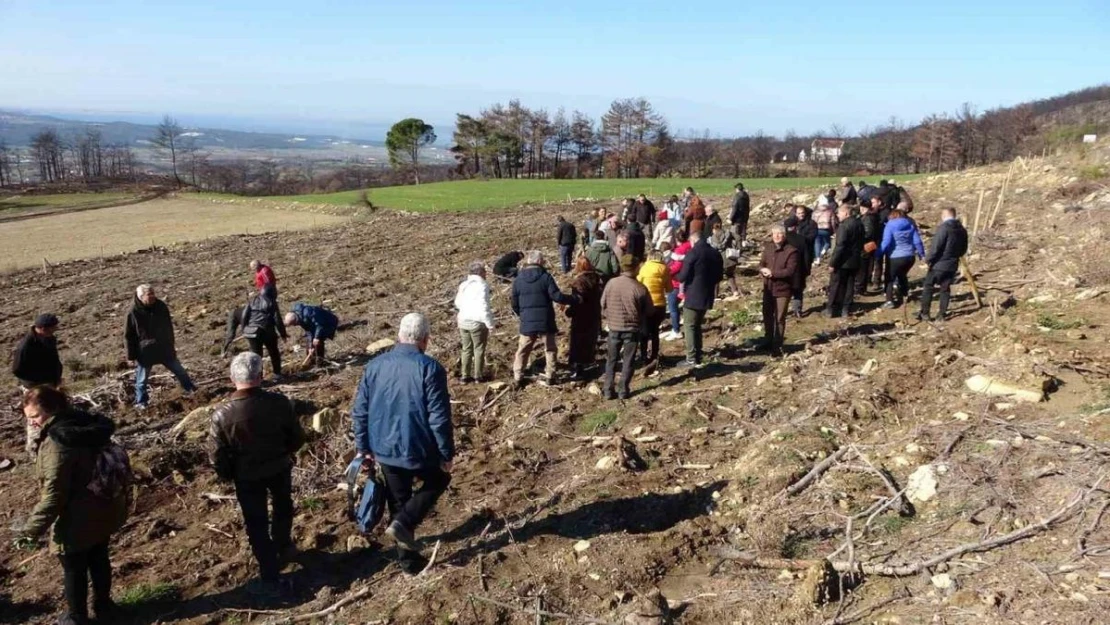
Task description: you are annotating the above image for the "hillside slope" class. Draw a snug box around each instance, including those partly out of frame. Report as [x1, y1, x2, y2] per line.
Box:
[1, 143, 1109, 624]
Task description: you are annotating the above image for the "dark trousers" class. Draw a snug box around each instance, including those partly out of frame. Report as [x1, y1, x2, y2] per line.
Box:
[826, 268, 856, 315]
[762, 291, 789, 348]
[247, 330, 282, 376]
[791, 276, 808, 314]
[855, 254, 874, 294]
[60, 542, 112, 620]
[558, 245, 574, 273]
[872, 252, 886, 291]
[380, 464, 451, 534]
[639, 308, 666, 362]
[604, 330, 639, 396]
[920, 268, 957, 319]
[235, 469, 294, 581]
[885, 256, 915, 303]
[682, 307, 707, 363]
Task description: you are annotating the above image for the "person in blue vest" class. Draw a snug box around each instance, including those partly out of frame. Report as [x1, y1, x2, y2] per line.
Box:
[284, 303, 339, 368]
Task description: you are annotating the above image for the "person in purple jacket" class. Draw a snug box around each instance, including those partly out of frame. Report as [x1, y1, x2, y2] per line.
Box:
[878, 208, 925, 309]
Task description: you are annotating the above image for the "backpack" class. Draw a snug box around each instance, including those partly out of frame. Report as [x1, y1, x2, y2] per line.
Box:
[88, 442, 133, 500]
[345, 456, 386, 534]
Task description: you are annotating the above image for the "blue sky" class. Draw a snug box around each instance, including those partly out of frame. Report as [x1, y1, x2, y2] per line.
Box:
[1, 0, 1106, 138]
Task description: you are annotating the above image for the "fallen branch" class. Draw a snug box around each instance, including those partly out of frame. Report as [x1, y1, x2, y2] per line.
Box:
[204, 524, 234, 539]
[467, 594, 611, 624]
[419, 540, 441, 576]
[282, 585, 372, 623]
[821, 590, 910, 625]
[781, 447, 851, 497]
[1078, 499, 1110, 555]
[650, 384, 734, 397]
[677, 463, 713, 470]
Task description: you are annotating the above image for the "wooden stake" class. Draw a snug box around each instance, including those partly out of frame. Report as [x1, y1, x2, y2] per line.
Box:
[959, 257, 983, 309]
[971, 188, 985, 238]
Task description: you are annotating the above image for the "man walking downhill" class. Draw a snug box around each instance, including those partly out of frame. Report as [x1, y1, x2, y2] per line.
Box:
[918, 208, 969, 322]
[675, 231, 723, 367]
[511, 251, 579, 387]
[283, 302, 339, 368]
[759, 225, 799, 355]
[125, 285, 196, 409]
[825, 205, 864, 318]
[729, 183, 751, 247]
[209, 352, 305, 597]
[556, 216, 577, 274]
[454, 261, 495, 383]
[12, 313, 63, 456]
[601, 255, 653, 400]
[350, 313, 454, 574]
[240, 286, 288, 380]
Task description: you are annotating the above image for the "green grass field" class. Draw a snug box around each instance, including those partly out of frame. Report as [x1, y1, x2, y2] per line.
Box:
[268, 175, 923, 213]
[0, 192, 141, 216]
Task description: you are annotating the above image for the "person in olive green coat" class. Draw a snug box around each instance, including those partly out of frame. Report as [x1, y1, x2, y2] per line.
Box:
[19, 386, 130, 625]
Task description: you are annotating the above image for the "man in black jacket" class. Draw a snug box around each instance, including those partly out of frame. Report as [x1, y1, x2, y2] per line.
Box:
[12, 313, 62, 389]
[240, 285, 287, 379]
[676, 231, 724, 366]
[511, 251, 579, 386]
[825, 205, 864, 318]
[556, 216, 577, 273]
[729, 183, 751, 246]
[632, 194, 656, 228]
[125, 285, 196, 408]
[918, 208, 969, 322]
[209, 352, 305, 594]
[855, 198, 883, 296]
[493, 251, 524, 280]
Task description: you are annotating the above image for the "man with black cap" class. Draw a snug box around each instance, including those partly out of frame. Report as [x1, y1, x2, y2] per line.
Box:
[12, 314, 63, 390]
[12, 313, 63, 457]
[729, 183, 750, 246]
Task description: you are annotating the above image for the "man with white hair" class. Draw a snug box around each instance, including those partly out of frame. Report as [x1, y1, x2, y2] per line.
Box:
[284, 302, 339, 368]
[125, 284, 196, 408]
[454, 261, 495, 383]
[350, 313, 454, 573]
[511, 251, 579, 386]
[759, 225, 799, 355]
[209, 352, 304, 595]
[839, 177, 858, 205]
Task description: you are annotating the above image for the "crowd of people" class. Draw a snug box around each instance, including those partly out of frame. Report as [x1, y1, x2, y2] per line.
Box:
[7, 179, 971, 623]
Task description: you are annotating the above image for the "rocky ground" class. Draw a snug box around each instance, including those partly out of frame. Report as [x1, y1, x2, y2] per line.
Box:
[1, 143, 1110, 625]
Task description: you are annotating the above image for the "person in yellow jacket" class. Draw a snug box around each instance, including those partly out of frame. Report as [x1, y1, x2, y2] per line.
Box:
[636, 250, 673, 366]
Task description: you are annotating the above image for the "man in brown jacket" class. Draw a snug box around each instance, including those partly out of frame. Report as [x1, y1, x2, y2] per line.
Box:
[209, 352, 305, 595]
[601, 255, 653, 400]
[759, 225, 799, 355]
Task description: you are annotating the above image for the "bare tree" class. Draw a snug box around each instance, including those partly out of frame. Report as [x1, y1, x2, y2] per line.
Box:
[152, 115, 185, 183]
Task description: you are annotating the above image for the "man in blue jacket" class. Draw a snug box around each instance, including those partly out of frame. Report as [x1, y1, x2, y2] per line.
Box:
[350, 313, 453, 570]
[284, 303, 339, 367]
[675, 231, 724, 367]
[511, 250, 579, 387]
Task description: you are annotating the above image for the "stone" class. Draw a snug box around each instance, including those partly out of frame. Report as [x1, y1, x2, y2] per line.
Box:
[312, 408, 340, 433]
[860, 359, 878, 375]
[488, 381, 508, 391]
[346, 535, 371, 552]
[595, 455, 617, 470]
[366, 338, 396, 356]
[965, 375, 1043, 403]
[1075, 288, 1104, 301]
[906, 465, 939, 504]
[931, 573, 953, 590]
[953, 411, 970, 421]
[170, 406, 215, 439]
[587, 383, 602, 396]
[1027, 294, 1056, 304]
[573, 540, 591, 553]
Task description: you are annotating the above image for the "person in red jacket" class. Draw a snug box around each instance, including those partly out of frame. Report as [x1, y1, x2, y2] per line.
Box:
[250, 260, 277, 296]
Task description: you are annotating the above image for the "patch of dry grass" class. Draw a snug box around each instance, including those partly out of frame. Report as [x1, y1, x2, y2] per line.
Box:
[0, 198, 346, 270]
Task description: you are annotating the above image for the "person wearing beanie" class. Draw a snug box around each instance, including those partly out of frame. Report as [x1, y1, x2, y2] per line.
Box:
[600, 254, 652, 400]
[12, 313, 63, 458]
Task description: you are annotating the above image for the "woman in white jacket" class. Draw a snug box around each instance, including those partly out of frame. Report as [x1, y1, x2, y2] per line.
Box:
[454, 261, 496, 383]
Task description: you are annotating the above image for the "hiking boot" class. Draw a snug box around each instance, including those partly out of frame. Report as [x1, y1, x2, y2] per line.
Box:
[93, 600, 121, 622]
[385, 521, 420, 553]
[398, 549, 428, 576]
[512, 378, 526, 390]
[881, 300, 896, 309]
[603, 389, 617, 401]
[676, 359, 698, 368]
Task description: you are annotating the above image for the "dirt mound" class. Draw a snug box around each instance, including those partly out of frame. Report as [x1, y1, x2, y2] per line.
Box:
[3, 142, 1110, 623]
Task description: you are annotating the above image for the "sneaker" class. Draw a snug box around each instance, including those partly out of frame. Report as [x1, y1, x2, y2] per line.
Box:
[385, 521, 420, 553]
[93, 600, 120, 621]
[603, 390, 617, 401]
[398, 549, 428, 576]
[134, 402, 148, 411]
[881, 301, 896, 309]
[676, 359, 698, 368]
[536, 375, 552, 387]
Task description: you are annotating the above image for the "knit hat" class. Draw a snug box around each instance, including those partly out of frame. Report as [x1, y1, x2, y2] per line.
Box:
[34, 313, 59, 328]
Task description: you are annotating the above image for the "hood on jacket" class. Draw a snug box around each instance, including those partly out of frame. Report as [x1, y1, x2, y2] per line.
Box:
[48, 410, 115, 449]
[517, 265, 548, 284]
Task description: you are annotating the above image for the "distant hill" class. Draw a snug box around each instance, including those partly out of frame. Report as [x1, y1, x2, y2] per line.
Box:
[0, 110, 387, 151]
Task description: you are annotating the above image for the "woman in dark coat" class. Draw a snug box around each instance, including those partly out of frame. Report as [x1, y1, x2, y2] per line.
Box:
[785, 206, 817, 317]
[566, 255, 603, 380]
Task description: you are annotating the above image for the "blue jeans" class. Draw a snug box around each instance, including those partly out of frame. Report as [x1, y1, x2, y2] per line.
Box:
[815, 229, 832, 259]
[135, 357, 196, 405]
[666, 289, 681, 333]
[559, 245, 574, 273]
